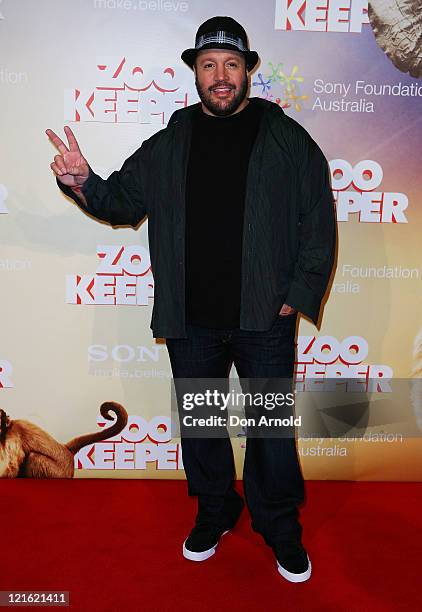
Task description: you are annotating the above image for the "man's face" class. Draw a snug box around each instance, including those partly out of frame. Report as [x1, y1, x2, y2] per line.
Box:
[194, 49, 249, 117]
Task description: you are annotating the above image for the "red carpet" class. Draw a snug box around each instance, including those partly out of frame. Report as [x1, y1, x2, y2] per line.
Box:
[0, 480, 420, 611]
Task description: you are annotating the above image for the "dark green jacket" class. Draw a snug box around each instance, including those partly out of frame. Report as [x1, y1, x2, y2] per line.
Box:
[58, 98, 336, 338]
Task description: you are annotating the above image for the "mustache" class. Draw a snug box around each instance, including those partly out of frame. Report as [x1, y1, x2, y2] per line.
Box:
[209, 82, 235, 92]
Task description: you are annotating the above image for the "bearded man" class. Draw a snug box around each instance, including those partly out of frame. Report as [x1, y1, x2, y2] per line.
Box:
[47, 16, 336, 582]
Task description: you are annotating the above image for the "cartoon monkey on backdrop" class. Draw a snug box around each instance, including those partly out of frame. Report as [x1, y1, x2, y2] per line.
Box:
[0, 402, 128, 478]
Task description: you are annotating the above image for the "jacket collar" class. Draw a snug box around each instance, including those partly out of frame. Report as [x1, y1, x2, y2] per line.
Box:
[168, 96, 284, 126]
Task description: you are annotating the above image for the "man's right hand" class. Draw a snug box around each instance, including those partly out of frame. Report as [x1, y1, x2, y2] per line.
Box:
[46, 125, 89, 189]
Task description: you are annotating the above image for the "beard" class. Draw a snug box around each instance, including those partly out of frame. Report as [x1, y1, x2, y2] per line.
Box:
[195, 72, 249, 117]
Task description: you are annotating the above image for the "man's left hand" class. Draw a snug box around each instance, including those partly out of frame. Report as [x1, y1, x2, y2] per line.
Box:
[278, 303, 297, 316]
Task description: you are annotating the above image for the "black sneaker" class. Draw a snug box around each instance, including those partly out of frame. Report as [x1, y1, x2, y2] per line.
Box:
[183, 524, 230, 561]
[273, 541, 312, 583]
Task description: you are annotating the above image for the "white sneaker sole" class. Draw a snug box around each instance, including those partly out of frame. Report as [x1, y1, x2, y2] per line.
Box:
[277, 555, 312, 583]
[182, 530, 229, 562]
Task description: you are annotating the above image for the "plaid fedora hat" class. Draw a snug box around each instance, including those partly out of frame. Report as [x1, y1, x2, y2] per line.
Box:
[181, 16, 259, 72]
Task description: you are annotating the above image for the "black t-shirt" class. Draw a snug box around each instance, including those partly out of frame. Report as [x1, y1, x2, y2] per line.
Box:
[185, 98, 263, 328]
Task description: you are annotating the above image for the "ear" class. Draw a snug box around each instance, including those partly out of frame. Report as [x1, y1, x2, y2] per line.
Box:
[0, 409, 6, 435]
[0, 409, 10, 429]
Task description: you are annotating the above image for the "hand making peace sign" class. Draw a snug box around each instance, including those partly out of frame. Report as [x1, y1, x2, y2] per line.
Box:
[46, 126, 89, 189]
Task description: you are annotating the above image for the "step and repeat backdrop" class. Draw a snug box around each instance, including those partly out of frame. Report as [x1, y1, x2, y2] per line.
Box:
[1, 0, 421, 479]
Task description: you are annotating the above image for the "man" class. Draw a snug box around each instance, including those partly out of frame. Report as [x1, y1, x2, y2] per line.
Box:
[47, 16, 336, 582]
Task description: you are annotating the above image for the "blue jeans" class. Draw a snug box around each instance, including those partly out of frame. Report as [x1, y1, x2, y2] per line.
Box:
[166, 313, 305, 546]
